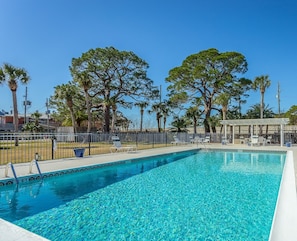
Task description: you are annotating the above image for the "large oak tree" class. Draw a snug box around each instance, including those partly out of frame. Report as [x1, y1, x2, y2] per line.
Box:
[70, 47, 157, 133]
[166, 48, 248, 133]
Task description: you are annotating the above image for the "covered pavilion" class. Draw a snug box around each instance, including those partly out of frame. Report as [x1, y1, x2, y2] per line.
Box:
[220, 118, 290, 147]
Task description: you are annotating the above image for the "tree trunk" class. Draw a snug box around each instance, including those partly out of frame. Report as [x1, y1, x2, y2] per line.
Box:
[85, 90, 91, 133]
[204, 108, 211, 133]
[69, 109, 76, 134]
[204, 118, 210, 133]
[157, 112, 161, 132]
[67, 100, 76, 133]
[193, 117, 197, 134]
[12, 90, 19, 146]
[111, 107, 116, 132]
[203, 102, 211, 133]
[211, 125, 216, 133]
[163, 117, 167, 132]
[260, 91, 264, 135]
[140, 109, 144, 132]
[260, 91, 264, 119]
[104, 105, 111, 132]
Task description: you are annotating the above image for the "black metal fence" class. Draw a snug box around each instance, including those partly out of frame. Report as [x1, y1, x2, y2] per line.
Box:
[0, 132, 211, 165]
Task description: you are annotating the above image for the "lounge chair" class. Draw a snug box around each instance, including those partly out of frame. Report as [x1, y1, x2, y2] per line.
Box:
[171, 136, 188, 145]
[191, 136, 204, 144]
[110, 136, 137, 153]
[203, 136, 210, 143]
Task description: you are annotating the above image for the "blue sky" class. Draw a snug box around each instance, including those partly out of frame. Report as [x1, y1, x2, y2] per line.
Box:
[0, 0, 296, 128]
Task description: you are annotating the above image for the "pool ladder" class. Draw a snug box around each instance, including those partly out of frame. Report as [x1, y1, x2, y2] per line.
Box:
[29, 153, 43, 178]
[4, 154, 43, 185]
[197, 141, 208, 151]
[5, 162, 19, 184]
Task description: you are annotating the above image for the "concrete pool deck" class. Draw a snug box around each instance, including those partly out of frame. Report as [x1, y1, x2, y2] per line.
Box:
[1, 143, 296, 186]
[1, 143, 297, 241]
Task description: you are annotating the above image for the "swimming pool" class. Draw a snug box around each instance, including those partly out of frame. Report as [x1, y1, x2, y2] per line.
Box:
[0, 150, 286, 240]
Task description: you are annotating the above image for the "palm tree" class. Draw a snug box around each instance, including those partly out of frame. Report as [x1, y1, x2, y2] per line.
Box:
[22, 111, 43, 133]
[53, 83, 78, 133]
[148, 103, 162, 132]
[284, 105, 297, 125]
[185, 98, 203, 134]
[245, 103, 275, 136]
[31, 111, 42, 126]
[252, 75, 271, 119]
[252, 75, 271, 135]
[214, 93, 232, 136]
[134, 101, 149, 132]
[74, 73, 92, 133]
[0, 63, 30, 146]
[159, 101, 172, 132]
[215, 93, 231, 121]
[233, 77, 253, 118]
[170, 116, 189, 133]
[245, 104, 275, 119]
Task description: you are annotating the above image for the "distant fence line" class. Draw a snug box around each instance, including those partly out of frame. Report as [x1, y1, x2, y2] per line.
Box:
[0, 131, 296, 165]
[0, 132, 206, 165]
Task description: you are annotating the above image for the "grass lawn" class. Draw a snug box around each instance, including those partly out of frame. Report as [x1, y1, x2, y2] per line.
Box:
[0, 140, 169, 165]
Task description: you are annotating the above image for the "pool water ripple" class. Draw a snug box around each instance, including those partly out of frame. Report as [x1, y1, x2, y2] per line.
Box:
[10, 151, 284, 240]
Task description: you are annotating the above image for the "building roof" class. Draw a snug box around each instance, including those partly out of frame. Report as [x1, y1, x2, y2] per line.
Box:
[0, 110, 8, 116]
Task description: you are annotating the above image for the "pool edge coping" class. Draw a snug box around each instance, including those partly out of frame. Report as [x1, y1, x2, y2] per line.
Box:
[269, 150, 297, 241]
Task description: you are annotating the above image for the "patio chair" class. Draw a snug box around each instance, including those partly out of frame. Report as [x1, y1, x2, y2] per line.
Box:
[251, 135, 259, 146]
[266, 136, 272, 144]
[258, 136, 266, 146]
[221, 136, 228, 145]
[110, 136, 137, 153]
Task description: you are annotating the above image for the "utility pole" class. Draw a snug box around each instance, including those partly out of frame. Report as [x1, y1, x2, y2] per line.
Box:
[46, 98, 50, 133]
[159, 85, 162, 132]
[276, 82, 281, 115]
[24, 87, 28, 124]
[23, 87, 31, 124]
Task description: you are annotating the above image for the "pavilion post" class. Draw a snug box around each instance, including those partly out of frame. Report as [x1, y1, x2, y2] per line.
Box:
[250, 125, 253, 141]
[232, 125, 235, 144]
[280, 124, 284, 147]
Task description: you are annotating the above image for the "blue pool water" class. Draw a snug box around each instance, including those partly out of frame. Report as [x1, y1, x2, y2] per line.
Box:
[0, 150, 285, 240]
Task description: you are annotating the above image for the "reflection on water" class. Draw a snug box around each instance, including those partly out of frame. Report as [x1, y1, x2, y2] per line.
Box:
[0, 151, 195, 222]
[221, 151, 285, 174]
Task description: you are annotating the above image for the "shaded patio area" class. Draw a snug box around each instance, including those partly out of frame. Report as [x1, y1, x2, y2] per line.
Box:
[220, 118, 290, 147]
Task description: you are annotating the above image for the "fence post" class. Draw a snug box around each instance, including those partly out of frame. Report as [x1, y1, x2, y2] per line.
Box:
[136, 132, 138, 146]
[51, 136, 56, 160]
[88, 133, 91, 156]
